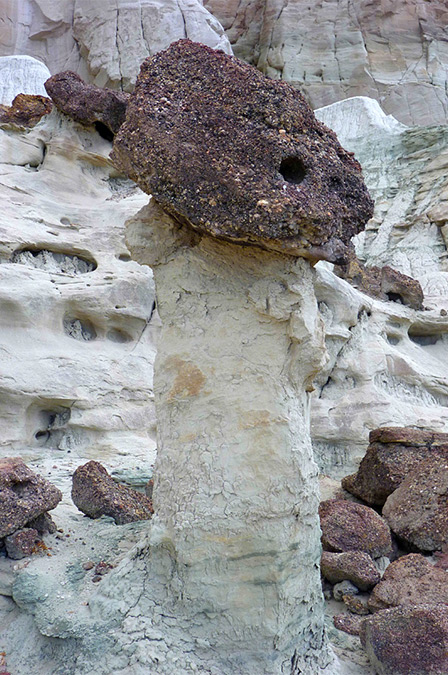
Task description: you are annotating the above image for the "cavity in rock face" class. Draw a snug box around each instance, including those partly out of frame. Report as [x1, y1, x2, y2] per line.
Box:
[112, 39, 374, 264]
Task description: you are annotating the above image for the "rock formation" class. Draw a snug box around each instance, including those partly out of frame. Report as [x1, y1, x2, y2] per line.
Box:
[112, 40, 373, 263]
[108, 40, 376, 673]
[204, 0, 448, 126]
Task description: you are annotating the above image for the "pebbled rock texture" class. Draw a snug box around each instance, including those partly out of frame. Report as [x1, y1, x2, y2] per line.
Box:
[71, 461, 154, 524]
[0, 457, 62, 538]
[4, 528, 40, 560]
[321, 550, 381, 591]
[382, 455, 448, 552]
[333, 613, 364, 636]
[45, 71, 128, 137]
[368, 553, 448, 612]
[112, 39, 374, 263]
[0, 93, 52, 127]
[342, 427, 448, 506]
[319, 499, 392, 559]
[360, 604, 448, 675]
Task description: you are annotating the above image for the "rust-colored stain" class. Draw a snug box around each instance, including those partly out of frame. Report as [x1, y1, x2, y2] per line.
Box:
[167, 357, 205, 401]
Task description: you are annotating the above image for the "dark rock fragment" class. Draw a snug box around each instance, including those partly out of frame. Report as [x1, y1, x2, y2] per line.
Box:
[319, 499, 392, 559]
[368, 553, 448, 612]
[360, 604, 448, 674]
[342, 427, 448, 506]
[44, 71, 129, 138]
[336, 256, 423, 309]
[111, 40, 374, 262]
[321, 550, 381, 590]
[333, 612, 364, 636]
[71, 461, 154, 525]
[4, 528, 40, 560]
[27, 512, 57, 535]
[0, 93, 53, 127]
[382, 455, 448, 552]
[0, 457, 62, 538]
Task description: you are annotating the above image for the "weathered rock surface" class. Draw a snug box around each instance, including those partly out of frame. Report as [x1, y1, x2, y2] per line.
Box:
[4, 528, 40, 560]
[342, 427, 448, 506]
[0, 458, 61, 538]
[368, 553, 448, 612]
[319, 500, 392, 558]
[321, 551, 380, 591]
[112, 39, 374, 263]
[45, 71, 128, 137]
[0, 93, 52, 127]
[382, 455, 448, 551]
[0, 55, 51, 105]
[360, 604, 448, 675]
[205, 0, 448, 126]
[71, 461, 153, 524]
[311, 97, 448, 474]
[0, 0, 231, 90]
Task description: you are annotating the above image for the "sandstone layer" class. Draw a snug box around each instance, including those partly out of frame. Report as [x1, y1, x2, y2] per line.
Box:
[205, 0, 448, 126]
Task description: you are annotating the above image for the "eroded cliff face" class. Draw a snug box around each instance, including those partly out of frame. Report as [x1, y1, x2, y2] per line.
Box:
[0, 0, 231, 90]
[204, 0, 448, 126]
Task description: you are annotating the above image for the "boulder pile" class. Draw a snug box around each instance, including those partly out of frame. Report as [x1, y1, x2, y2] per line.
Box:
[324, 427, 448, 674]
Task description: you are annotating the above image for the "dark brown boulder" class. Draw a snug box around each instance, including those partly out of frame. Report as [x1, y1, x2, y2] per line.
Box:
[321, 551, 381, 590]
[382, 455, 448, 552]
[111, 40, 374, 263]
[368, 553, 448, 612]
[4, 528, 40, 560]
[342, 427, 448, 506]
[44, 71, 129, 139]
[360, 604, 448, 674]
[0, 94, 53, 127]
[336, 257, 423, 310]
[319, 499, 392, 559]
[71, 461, 154, 525]
[0, 457, 62, 538]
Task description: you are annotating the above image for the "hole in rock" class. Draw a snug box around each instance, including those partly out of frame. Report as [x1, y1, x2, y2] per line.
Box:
[94, 121, 114, 142]
[387, 335, 400, 346]
[107, 329, 132, 343]
[11, 248, 97, 275]
[386, 291, 403, 304]
[408, 332, 439, 346]
[279, 156, 307, 185]
[118, 254, 131, 262]
[63, 316, 97, 341]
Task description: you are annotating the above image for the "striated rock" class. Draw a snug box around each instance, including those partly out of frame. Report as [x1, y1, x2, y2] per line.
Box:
[368, 553, 448, 612]
[360, 604, 448, 675]
[342, 427, 448, 506]
[4, 528, 40, 560]
[0, 458, 62, 538]
[45, 71, 128, 137]
[206, 0, 448, 127]
[0, 94, 52, 127]
[0, 0, 231, 91]
[321, 551, 380, 591]
[333, 612, 364, 636]
[382, 455, 448, 552]
[71, 461, 153, 524]
[0, 55, 51, 105]
[336, 257, 424, 310]
[319, 499, 392, 559]
[112, 39, 374, 264]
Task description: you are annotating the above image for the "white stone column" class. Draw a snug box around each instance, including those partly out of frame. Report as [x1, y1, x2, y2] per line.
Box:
[125, 200, 335, 674]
